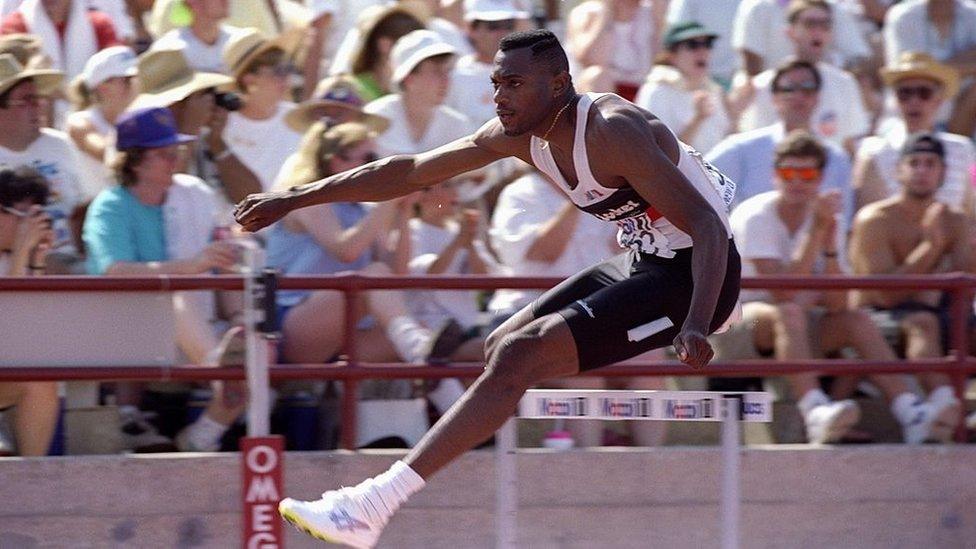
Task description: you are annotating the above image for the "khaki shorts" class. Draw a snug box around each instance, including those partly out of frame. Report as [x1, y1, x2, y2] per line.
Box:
[709, 302, 827, 360]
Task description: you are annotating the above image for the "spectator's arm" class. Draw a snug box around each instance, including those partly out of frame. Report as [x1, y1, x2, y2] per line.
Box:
[566, 1, 611, 66]
[524, 200, 580, 263]
[423, 233, 466, 275]
[944, 48, 976, 78]
[293, 201, 397, 263]
[731, 0, 766, 75]
[947, 212, 976, 273]
[301, 13, 331, 100]
[67, 116, 108, 162]
[859, 0, 890, 25]
[206, 108, 262, 203]
[849, 210, 940, 307]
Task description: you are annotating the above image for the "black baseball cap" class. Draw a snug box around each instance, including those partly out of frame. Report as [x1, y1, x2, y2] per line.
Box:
[901, 133, 945, 160]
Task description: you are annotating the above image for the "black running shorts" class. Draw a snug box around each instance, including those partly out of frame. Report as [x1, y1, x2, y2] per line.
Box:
[530, 240, 741, 372]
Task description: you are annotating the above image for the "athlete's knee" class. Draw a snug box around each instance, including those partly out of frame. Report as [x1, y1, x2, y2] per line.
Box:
[486, 320, 573, 387]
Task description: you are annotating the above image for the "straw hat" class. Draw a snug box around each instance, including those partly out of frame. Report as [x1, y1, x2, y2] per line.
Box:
[222, 26, 304, 81]
[285, 75, 390, 133]
[128, 49, 234, 110]
[881, 52, 959, 99]
[0, 34, 43, 67]
[0, 53, 63, 97]
[279, 120, 378, 190]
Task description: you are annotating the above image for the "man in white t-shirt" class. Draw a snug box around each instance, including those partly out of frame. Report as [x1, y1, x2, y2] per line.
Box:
[150, 0, 244, 74]
[0, 55, 84, 269]
[735, 0, 870, 150]
[218, 28, 302, 191]
[446, 0, 527, 126]
[365, 29, 474, 157]
[732, 0, 869, 76]
[717, 130, 957, 444]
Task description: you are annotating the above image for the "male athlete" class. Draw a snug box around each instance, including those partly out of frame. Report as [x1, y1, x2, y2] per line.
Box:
[235, 29, 741, 548]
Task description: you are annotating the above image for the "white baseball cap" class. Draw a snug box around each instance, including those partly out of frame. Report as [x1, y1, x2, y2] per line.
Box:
[390, 30, 457, 86]
[463, 0, 528, 22]
[82, 46, 137, 88]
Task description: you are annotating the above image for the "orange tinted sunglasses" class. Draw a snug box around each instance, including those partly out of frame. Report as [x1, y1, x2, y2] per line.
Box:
[775, 166, 821, 182]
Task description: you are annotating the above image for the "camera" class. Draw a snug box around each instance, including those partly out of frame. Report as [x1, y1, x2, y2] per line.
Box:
[215, 92, 242, 112]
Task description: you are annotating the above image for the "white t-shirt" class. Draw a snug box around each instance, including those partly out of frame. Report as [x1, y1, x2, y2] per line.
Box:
[150, 24, 244, 74]
[65, 107, 115, 198]
[666, 0, 742, 82]
[364, 94, 473, 156]
[856, 128, 976, 214]
[406, 218, 484, 330]
[731, 190, 848, 303]
[635, 65, 731, 156]
[739, 61, 869, 147]
[224, 102, 302, 191]
[0, 129, 85, 251]
[883, 0, 976, 66]
[732, 0, 871, 72]
[487, 172, 618, 314]
[447, 55, 496, 126]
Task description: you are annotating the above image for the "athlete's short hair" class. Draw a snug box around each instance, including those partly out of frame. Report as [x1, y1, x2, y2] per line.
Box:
[774, 130, 828, 169]
[498, 29, 569, 75]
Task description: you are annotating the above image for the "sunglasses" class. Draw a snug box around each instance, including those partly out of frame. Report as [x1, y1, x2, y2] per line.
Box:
[895, 85, 938, 102]
[775, 166, 822, 182]
[677, 37, 715, 51]
[478, 19, 516, 31]
[772, 81, 818, 95]
[795, 17, 832, 31]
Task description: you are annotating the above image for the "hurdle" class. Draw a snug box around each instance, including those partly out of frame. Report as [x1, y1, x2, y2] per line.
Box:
[495, 390, 773, 549]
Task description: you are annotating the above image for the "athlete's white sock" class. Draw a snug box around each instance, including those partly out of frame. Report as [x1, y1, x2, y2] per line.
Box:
[797, 388, 830, 417]
[358, 461, 426, 520]
[386, 316, 432, 364]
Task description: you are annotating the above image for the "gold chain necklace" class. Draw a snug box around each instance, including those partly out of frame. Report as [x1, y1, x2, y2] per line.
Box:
[539, 97, 574, 150]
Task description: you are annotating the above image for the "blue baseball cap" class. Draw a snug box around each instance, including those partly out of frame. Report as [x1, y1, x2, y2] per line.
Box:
[115, 107, 196, 151]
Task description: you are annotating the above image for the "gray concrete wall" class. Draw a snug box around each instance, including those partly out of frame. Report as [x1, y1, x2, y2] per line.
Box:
[0, 446, 974, 549]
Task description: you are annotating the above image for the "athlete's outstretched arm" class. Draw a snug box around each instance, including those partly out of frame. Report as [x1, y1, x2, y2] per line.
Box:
[606, 115, 729, 369]
[235, 126, 509, 232]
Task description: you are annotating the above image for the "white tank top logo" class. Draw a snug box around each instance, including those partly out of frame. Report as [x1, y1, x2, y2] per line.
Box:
[529, 93, 735, 258]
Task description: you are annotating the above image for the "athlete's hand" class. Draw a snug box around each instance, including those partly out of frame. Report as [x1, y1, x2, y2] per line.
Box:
[234, 191, 300, 232]
[673, 329, 714, 369]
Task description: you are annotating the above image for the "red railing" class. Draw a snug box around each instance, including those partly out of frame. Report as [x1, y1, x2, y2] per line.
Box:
[2, 274, 975, 447]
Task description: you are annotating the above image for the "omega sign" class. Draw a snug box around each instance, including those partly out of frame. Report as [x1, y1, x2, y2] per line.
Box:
[241, 436, 285, 548]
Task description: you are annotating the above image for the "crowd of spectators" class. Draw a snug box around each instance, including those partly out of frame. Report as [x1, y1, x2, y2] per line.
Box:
[0, 0, 975, 455]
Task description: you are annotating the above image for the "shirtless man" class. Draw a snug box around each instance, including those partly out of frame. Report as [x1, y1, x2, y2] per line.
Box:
[236, 29, 741, 548]
[850, 132, 966, 437]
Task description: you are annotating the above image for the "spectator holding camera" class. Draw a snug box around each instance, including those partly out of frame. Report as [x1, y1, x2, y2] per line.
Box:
[129, 48, 261, 206]
[0, 165, 59, 455]
[218, 28, 303, 193]
[66, 46, 137, 197]
[0, 54, 85, 271]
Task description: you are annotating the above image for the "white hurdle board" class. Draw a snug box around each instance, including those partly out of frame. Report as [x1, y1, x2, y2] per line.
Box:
[497, 390, 773, 549]
[518, 389, 773, 422]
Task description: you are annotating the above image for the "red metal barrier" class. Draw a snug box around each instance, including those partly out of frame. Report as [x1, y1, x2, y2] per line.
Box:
[1, 273, 974, 447]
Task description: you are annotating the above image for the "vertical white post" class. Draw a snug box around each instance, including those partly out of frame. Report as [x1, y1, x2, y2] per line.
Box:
[720, 397, 740, 549]
[495, 417, 517, 549]
[243, 247, 270, 437]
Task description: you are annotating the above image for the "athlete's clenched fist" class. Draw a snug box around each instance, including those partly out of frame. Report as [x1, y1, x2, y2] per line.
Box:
[234, 190, 299, 232]
[673, 329, 714, 369]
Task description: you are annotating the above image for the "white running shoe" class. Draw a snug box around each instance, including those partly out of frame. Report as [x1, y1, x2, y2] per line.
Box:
[279, 486, 388, 548]
[902, 398, 961, 444]
[804, 400, 861, 444]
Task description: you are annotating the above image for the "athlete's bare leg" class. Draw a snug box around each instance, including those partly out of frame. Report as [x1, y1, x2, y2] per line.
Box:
[405, 311, 580, 478]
